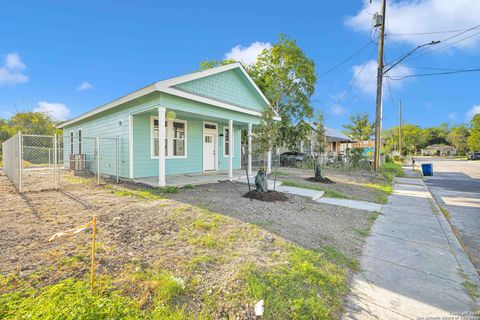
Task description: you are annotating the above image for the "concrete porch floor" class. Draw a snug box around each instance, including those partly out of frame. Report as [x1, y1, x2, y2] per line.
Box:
[134, 169, 247, 187]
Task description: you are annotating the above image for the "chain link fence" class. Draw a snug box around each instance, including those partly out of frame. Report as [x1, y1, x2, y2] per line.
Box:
[2, 133, 21, 189]
[1, 133, 119, 192]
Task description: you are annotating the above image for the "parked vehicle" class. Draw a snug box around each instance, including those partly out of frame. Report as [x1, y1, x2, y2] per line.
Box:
[280, 152, 313, 167]
[468, 152, 480, 160]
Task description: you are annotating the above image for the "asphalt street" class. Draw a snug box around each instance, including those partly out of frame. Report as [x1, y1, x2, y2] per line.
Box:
[417, 157, 480, 273]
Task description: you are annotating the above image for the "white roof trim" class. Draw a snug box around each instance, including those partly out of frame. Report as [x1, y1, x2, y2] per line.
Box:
[58, 84, 157, 128]
[58, 63, 271, 128]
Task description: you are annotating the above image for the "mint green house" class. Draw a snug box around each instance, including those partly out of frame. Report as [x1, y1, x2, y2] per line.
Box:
[58, 63, 272, 186]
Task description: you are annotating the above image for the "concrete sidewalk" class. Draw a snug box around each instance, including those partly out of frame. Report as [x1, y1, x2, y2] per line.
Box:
[344, 177, 480, 319]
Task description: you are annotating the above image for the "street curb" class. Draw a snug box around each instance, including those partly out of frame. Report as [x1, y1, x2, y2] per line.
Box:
[419, 178, 480, 302]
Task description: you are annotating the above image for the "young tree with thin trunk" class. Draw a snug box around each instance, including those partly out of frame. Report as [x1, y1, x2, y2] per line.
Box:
[253, 105, 280, 192]
[312, 114, 327, 180]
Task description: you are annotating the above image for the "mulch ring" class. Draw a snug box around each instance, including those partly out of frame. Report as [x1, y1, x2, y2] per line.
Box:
[243, 190, 288, 202]
[306, 177, 336, 184]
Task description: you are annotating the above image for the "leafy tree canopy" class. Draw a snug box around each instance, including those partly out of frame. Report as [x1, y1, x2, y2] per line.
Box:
[446, 125, 469, 155]
[200, 34, 317, 151]
[383, 124, 427, 155]
[0, 112, 61, 144]
[342, 113, 374, 141]
[467, 114, 480, 151]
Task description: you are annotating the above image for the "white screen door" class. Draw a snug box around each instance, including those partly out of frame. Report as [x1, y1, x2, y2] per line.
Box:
[203, 134, 215, 170]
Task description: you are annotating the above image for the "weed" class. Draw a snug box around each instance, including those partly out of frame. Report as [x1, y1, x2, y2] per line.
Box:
[183, 184, 194, 189]
[463, 280, 479, 299]
[355, 228, 370, 237]
[440, 206, 451, 220]
[65, 175, 92, 184]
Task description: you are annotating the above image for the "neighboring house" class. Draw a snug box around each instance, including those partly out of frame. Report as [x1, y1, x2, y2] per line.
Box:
[58, 63, 272, 186]
[350, 140, 375, 157]
[295, 122, 353, 157]
[421, 144, 457, 156]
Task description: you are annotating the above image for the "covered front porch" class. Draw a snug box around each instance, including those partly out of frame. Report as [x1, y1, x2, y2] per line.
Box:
[129, 102, 267, 187]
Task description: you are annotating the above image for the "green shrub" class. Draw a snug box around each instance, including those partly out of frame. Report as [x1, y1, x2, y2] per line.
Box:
[380, 162, 404, 182]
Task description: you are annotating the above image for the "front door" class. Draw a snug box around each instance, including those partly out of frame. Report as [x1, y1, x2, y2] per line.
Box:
[203, 134, 216, 171]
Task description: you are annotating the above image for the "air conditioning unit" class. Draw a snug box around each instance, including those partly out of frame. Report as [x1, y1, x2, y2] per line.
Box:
[70, 154, 86, 172]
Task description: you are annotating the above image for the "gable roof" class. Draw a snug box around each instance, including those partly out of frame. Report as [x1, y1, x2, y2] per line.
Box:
[58, 62, 271, 128]
[303, 121, 352, 142]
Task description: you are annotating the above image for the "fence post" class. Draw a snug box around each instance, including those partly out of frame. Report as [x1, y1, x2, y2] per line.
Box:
[54, 134, 58, 190]
[18, 132, 22, 193]
[96, 137, 100, 184]
[116, 137, 119, 183]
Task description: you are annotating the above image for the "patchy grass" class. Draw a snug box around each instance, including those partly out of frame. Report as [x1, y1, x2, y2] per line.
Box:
[183, 184, 194, 190]
[65, 175, 93, 184]
[245, 245, 350, 319]
[111, 186, 177, 200]
[363, 183, 392, 204]
[281, 180, 351, 199]
[355, 228, 370, 237]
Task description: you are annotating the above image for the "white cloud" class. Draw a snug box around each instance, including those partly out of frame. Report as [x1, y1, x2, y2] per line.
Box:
[448, 112, 457, 120]
[33, 101, 70, 120]
[331, 104, 346, 116]
[0, 52, 29, 87]
[466, 105, 480, 120]
[345, 0, 480, 49]
[76, 81, 93, 91]
[351, 59, 413, 95]
[225, 41, 272, 65]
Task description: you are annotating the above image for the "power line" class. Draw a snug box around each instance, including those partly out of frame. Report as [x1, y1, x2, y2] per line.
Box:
[385, 68, 480, 80]
[386, 24, 480, 66]
[411, 31, 480, 60]
[403, 65, 474, 72]
[386, 25, 480, 36]
[332, 46, 377, 106]
[318, 42, 372, 78]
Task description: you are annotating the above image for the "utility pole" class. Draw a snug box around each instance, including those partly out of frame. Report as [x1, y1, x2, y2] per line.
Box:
[399, 100, 403, 158]
[373, 0, 386, 172]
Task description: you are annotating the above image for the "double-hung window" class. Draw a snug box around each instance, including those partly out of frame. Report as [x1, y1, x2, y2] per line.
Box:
[151, 117, 187, 158]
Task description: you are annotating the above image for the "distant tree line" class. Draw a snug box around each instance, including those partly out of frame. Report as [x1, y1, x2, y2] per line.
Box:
[0, 112, 61, 155]
[341, 112, 480, 156]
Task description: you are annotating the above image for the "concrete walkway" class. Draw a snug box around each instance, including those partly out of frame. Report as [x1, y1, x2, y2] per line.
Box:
[316, 198, 382, 212]
[344, 177, 480, 319]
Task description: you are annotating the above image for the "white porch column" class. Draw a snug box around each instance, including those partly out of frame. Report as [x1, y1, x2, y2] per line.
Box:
[228, 119, 233, 180]
[247, 123, 252, 176]
[267, 150, 272, 174]
[158, 106, 166, 187]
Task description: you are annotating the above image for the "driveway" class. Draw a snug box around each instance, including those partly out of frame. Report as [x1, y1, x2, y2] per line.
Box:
[417, 157, 480, 273]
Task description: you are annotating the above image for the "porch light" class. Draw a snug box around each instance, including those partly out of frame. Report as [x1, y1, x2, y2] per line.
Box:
[166, 111, 177, 120]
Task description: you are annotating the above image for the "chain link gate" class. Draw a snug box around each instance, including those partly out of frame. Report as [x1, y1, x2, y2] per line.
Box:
[2, 133, 119, 192]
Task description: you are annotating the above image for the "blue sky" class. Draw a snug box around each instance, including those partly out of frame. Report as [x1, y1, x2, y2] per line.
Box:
[1, 0, 479, 130]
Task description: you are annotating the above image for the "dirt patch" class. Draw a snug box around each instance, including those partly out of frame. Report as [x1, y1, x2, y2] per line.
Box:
[306, 176, 335, 184]
[243, 190, 288, 202]
[166, 181, 372, 257]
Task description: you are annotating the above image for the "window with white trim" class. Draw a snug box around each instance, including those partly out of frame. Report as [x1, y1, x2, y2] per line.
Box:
[151, 117, 187, 158]
[223, 127, 234, 157]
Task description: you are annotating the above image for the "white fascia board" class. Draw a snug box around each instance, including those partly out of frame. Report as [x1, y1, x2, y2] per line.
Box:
[57, 84, 157, 128]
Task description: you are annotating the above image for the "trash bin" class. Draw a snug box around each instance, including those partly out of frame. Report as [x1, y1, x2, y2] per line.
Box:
[421, 163, 433, 176]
